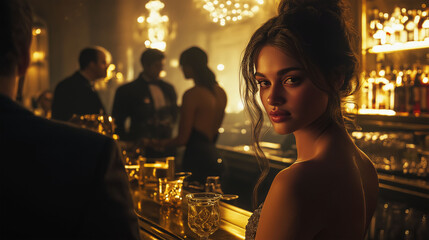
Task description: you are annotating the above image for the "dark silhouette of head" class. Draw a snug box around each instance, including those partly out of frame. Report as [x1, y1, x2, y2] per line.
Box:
[79, 48, 100, 70]
[140, 48, 165, 79]
[180, 46, 217, 91]
[140, 48, 165, 68]
[78, 46, 109, 80]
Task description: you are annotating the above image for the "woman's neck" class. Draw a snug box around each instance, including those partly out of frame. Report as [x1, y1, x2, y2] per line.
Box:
[293, 113, 346, 161]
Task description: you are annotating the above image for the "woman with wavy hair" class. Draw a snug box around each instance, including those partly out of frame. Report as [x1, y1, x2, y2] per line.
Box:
[158, 46, 227, 184]
[242, 0, 379, 239]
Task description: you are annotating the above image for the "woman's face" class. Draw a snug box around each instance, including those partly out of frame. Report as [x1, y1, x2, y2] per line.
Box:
[255, 45, 329, 135]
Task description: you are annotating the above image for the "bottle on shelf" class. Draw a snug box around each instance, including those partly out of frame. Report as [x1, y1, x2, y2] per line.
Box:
[360, 72, 370, 110]
[400, 7, 409, 43]
[403, 68, 414, 114]
[369, 70, 377, 109]
[417, 9, 427, 41]
[381, 66, 394, 110]
[368, 8, 381, 47]
[394, 67, 407, 113]
[412, 64, 423, 115]
[421, 65, 429, 114]
[361, 65, 429, 115]
[376, 66, 386, 109]
[369, 6, 429, 47]
[405, 10, 417, 42]
[423, 11, 429, 40]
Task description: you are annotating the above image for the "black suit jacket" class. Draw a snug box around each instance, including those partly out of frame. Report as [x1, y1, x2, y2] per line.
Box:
[0, 94, 140, 239]
[111, 73, 178, 141]
[52, 71, 106, 121]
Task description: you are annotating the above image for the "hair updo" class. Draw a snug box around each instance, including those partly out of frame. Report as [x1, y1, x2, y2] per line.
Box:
[241, 0, 360, 208]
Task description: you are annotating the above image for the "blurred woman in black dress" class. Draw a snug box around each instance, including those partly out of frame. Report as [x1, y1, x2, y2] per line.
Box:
[157, 46, 227, 184]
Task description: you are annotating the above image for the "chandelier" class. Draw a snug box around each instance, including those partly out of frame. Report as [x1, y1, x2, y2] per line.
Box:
[200, 0, 265, 26]
[136, 0, 169, 51]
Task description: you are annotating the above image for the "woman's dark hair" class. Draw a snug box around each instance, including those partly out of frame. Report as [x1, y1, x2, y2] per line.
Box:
[240, 0, 360, 209]
[180, 46, 217, 91]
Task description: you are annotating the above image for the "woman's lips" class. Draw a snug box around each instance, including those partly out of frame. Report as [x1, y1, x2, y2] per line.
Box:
[269, 110, 291, 123]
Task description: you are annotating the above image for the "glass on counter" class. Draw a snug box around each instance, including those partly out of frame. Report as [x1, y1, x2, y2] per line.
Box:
[138, 156, 175, 188]
[158, 177, 184, 207]
[186, 192, 222, 240]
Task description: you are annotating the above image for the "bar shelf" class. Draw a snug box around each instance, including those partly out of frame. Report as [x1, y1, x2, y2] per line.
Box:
[367, 40, 429, 53]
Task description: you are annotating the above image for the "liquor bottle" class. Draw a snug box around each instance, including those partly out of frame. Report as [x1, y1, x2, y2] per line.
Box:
[421, 73, 428, 113]
[369, 70, 377, 109]
[422, 10, 429, 40]
[381, 12, 390, 45]
[385, 65, 395, 110]
[368, 8, 380, 46]
[412, 65, 422, 115]
[371, 9, 386, 46]
[391, 7, 404, 43]
[421, 65, 429, 114]
[404, 67, 414, 114]
[413, 10, 422, 41]
[417, 10, 427, 41]
[360, 72, 370, 109]
[394, 69, 406, 113]
[400, 8, 409, 43]
[405, 10, 416, 42]
[376, 67, 383, 109]
[377, 66, 390, 110]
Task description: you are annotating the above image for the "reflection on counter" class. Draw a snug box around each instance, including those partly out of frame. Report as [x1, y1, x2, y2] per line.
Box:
[366, 198, 428, 240]
[159, 206, 185, 237]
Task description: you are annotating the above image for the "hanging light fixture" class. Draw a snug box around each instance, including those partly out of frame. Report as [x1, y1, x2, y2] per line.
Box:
[199, 0, 264, 26]
[136, 0, 169, 51]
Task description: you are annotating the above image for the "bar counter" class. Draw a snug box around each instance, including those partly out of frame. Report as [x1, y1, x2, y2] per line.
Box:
[131, 186, 251, 240]
[218, 144, 429, 211]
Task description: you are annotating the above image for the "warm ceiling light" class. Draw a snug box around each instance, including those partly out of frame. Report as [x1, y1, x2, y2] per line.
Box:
[199, 0, 264, 26]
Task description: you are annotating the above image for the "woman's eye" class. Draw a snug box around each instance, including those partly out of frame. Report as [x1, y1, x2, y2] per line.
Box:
[257, 80, 270, 88]
[282, 77, 301, 85]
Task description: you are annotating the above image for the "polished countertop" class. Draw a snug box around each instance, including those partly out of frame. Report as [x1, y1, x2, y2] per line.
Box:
[131, 186, 251, 240]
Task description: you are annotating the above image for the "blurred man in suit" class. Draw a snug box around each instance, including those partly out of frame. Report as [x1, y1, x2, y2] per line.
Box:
[0, 1, 140, 239]
[52, 46, 109, 121]
[112, 48, 178, 157]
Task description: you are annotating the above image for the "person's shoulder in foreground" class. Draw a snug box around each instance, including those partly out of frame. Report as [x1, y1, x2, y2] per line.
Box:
[1, 94, 140, 239]
[0, 0, 140, 238]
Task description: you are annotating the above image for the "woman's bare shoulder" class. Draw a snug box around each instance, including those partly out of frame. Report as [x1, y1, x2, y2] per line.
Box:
[258, 161, 327, 239]
[276, 160, 332, 189]
[186, 86, 213, 96]
[183, 87, 205, 98]
[214, 84, 226, 94]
